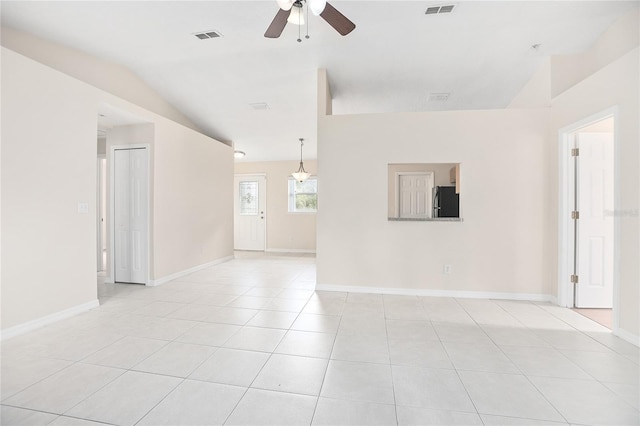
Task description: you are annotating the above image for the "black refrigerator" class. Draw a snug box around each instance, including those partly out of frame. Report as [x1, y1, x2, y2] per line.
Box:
[433, 186, 459, 218]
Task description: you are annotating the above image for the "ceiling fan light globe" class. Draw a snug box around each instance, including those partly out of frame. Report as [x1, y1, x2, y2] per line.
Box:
[286, 5, 305, 25]
[277, 0, 295, 11]
[309, 0, 326, 16]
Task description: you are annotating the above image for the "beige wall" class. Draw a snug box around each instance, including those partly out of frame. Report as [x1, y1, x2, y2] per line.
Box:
[1, 26, 201, 135]
[317, 107, 551, 297]
[1, 47, 233, 332]
[550, 48, 639, 337]
[2, 47, 99, 329]
[550, 8, 639, 99]
[235, 161, 317, 252]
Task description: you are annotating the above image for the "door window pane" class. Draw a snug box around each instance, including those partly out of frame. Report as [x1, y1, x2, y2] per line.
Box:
[239, 181, 258, 215]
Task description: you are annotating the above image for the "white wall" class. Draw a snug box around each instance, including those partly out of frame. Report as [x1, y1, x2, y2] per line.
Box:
[234, 161, 317, 253]
[317, 107, 552, 297]
[1, 47, 233, 333]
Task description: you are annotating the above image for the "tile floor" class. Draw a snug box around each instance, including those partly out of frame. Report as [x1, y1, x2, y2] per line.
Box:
[2, 253, 639, 426]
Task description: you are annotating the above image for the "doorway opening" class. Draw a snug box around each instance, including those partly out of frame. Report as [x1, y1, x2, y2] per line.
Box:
[559, 109, 617, 330]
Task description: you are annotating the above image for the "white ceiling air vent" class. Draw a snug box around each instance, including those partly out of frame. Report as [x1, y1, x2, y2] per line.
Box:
[425, 4, 456, 15]
[428, 92, 450, 102]
[194, 30, 223, 40]
[249, 102, 270, 110]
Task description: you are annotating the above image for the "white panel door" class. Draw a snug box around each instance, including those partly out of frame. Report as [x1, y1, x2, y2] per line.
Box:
[114, 148, 148, 284]
[234, 175, 266, 251]
[399, 173, 433, 219]
[576, 133, 613, 308]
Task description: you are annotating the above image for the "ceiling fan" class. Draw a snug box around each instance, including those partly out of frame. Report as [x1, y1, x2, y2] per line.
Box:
[264, 0, 356, 39]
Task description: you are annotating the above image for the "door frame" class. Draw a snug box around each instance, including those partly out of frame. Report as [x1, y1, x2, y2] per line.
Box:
[557, 106, 619, 328]
[97, 155, 106, 272]
[395, 171, 434, 218]
[234, 173, 267, 251]
[108, 144, 151, 285]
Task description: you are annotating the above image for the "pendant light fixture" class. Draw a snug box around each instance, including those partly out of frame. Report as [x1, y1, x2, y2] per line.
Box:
[291, 138, 310, 182]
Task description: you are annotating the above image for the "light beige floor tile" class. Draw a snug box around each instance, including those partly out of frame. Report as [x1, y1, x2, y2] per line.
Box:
[560, 349, 640, 384]
[80, 336, 167, 369]
[321, 360, 394, 404]
[4, 363, 124, 414]
[480, 414, 568, 425]
[223, 326, 286, 352]
[432, 322, 493, 345]
[132, 341, 217, 377]
[500, 345, 591, 380]
[246, 310, 298, 329]
[331, 332, 390, 364]
[174, 322, 241, 347]
[65, 371, 181, 426]
[529, 375, 640, 425]
[137, 380, 245, 425]
[292, 313, 341, 333]
[189, 348, 270, 386]
[392, 365, 475, 412]
[458, 371, 564, 422]
[388, 338, 453, 369]
[397, 406, 482, 425]
[1, 355, 72, 400]
[275, 330, 335, 358]
[48, 416, 112, 425]
[252, 354, 328, 396]
[0, 406, 58, 425]
[225, 388, 317, 426]
[386, 319, 439, 341]
[443, 341, 519, 373]
[312, 398, 397, 426]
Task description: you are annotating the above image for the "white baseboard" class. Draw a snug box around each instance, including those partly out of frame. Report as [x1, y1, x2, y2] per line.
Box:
[266, 248, 316, 254]
[613, 327, 640, 347]
[147, 255, 234, 286]
[1, 299, 100, 341]
[315, 283, 554, 302]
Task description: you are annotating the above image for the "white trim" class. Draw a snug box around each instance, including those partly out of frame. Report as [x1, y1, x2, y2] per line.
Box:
[557, 107, 619, 331]
[109, 144, 152, 285]
[147, 255, 234, 286]
[1, 300, 100, 341]
[613, 328, 640, 348]
[315, 284, 554, 302]
[266, 248, 316, 254]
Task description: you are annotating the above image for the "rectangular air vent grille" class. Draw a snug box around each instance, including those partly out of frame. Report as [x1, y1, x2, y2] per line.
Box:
[249, 102, 270, 110]
[194, 30, 222, 39]
[428, 92, 450, 102]
[425, 5, 456, 15]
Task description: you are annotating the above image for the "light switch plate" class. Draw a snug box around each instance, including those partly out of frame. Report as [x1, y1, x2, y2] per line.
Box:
[78, 203, 89, 214]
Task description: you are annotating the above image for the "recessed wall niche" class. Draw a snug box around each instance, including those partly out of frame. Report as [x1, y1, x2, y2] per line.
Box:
[388, 163, 461, 221]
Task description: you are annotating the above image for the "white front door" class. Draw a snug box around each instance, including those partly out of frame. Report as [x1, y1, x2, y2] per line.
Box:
[399, 173, 433, 218]
[114, 148, 148, 284]
[234, 175, 266, 251]
[576, 132, 614, 308]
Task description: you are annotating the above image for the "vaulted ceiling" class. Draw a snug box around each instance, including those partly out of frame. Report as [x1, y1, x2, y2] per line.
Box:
[1, 1, 636, 161]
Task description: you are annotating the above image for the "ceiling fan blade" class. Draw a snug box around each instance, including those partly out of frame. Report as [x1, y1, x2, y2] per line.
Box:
[264, 8, 291, 38]
[320, 2, 355, 36]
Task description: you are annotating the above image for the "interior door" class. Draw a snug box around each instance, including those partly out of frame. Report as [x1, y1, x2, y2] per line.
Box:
[114, 148, 148, 284]
[575, 132, 613, 308]
[234, 175, 266, 251]
[399, 173, 433, 219]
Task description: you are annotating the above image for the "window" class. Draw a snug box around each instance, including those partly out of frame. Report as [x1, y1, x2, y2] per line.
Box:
[288, 178, 318, 212]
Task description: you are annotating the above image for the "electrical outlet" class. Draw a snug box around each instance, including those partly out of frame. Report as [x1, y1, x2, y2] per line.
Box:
[443, 264, 452, 274]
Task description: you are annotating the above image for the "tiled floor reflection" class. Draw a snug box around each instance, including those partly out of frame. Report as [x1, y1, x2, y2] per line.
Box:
[2, 253, 638, 425]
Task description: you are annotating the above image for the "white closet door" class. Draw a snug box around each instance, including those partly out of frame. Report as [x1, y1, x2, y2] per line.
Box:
[114, 148, 148, 284]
